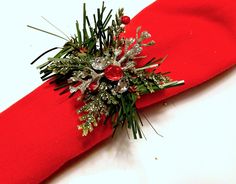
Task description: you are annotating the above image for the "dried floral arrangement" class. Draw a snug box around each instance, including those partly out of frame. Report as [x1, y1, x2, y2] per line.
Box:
[28, 2, 184, 138]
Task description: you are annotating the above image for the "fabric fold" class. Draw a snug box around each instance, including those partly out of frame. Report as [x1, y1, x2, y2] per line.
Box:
[0, 0, 235, 183]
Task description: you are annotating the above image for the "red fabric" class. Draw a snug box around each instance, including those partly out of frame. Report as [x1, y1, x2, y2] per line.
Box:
[0, 0, 235, 183]
[128, 0, 236, 108]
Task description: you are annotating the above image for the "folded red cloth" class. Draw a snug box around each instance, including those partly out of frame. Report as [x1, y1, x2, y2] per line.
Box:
[132, 0, 236, 108]
[0, 0, 235, 183]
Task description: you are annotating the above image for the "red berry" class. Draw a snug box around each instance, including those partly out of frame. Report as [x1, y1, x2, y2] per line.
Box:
[121, 16, 130, 25]
[88, 82, 98, 92]
[104, 65, 123, 81]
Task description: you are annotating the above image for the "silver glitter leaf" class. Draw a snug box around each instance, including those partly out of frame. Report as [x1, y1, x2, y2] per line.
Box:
[116, 78, 129, 93]
[141, 31, 151, 39]
[91, 57, 108, 70]
[69, 86, 79, 93]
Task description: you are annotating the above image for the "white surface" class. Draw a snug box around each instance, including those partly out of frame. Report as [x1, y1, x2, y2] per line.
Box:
[0, 0, 236, 184]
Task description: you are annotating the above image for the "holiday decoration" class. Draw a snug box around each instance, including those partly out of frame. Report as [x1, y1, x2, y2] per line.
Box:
[28, 2, 184, 138]
[121, 15, 131, 25]
[1, 0, 235, 183]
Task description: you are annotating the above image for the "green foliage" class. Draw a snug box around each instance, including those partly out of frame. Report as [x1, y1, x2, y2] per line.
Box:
[29, 2, 184, 139]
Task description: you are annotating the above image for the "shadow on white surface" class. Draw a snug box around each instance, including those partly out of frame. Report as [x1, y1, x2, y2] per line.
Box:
[45, 67, 235, 184]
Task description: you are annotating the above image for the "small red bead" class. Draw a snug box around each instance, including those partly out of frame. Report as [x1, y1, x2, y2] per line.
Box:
[88, 82, 98, 92]
[104, 65, 123, 81]
[121, 16, 130, 25]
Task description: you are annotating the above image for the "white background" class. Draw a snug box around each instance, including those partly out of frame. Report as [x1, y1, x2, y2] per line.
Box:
[0, 0, 236, 184]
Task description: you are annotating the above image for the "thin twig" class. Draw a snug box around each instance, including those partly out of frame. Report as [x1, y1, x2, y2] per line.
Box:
[141, 112, 164, 137]
[27, 25, 68, 41]
[41, 16, 70, 40]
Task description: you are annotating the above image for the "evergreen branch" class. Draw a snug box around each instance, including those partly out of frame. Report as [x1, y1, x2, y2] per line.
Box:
[30, 47, 60, 64]
[30, 2, 184, 138]
[83, 3, 87, 43]
[76, 21, 82, 46]
[103, 10, 113, 28]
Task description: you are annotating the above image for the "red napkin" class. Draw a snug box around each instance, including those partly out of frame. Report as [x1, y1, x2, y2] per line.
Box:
[0, 0, 235, 183]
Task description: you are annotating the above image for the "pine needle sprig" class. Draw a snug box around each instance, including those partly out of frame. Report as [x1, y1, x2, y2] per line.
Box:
[29, 2, 184, 138]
